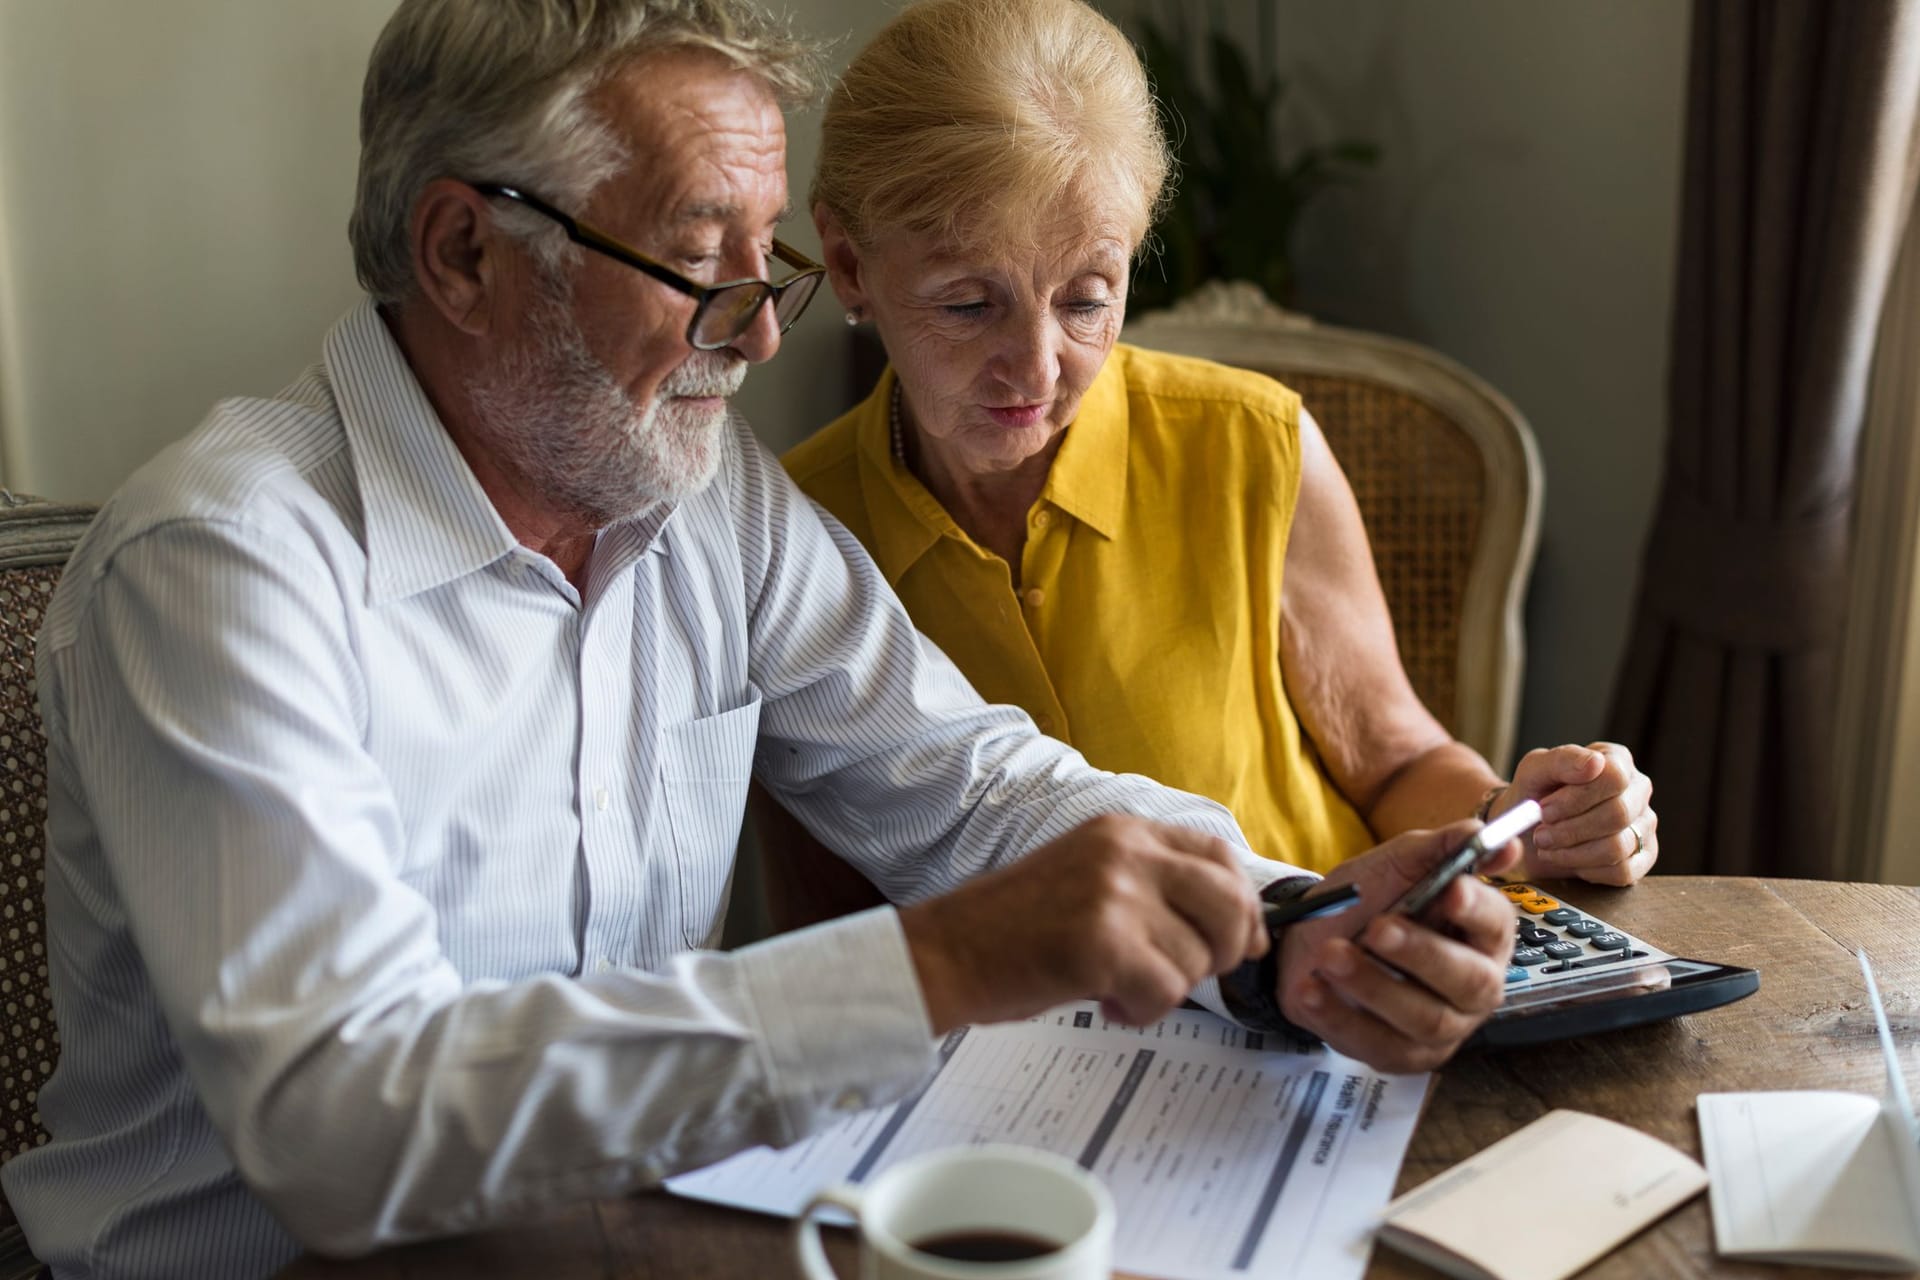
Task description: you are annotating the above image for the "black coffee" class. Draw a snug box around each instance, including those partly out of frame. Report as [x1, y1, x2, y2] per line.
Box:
[909, 1229, 1062, 1263]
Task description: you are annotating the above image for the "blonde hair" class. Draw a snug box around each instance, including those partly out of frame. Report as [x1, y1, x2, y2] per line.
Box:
[811, 0, 1170, 254]
[351, 0, 822, 304]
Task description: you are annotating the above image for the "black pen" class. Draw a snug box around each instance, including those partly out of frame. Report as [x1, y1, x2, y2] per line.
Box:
[1262, 882, 1361, 931]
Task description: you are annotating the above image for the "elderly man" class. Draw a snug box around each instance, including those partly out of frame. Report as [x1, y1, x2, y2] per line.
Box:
[3, 2, 1518, 1276]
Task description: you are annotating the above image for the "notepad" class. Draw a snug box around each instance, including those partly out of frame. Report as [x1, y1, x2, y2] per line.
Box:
[1372, 1109, 1707, 1280]
[1696, 950, 1920, 1272]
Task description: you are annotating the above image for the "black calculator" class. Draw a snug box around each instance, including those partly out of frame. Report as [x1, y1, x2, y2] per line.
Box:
[1464, 881, 1759, 1049]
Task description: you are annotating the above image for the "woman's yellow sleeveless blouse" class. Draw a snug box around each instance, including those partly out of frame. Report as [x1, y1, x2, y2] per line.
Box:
[782, 344, 1374, 872]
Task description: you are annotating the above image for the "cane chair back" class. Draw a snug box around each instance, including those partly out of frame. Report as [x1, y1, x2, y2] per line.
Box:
[0, 496, 93, 1244]
[1125, 290, 1541, 771]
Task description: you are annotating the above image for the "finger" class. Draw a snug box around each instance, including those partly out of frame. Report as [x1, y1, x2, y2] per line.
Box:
[1138, 894, 1219, 989]
[1101, 948, 1196, 1025]
[1537, 792, 1657, 875]
[1153, 854, 1265, 973]
[1373, 820, 1482, 888]
[1573, 811, 1659, 885]
[1416, 875, 1516, 961]
[1577, 846, 1658, 887]
[1143, 823, 1265, 965]
[1284, 973, 1448, 1073]
[1534, 744, 1639, 823]
[1508, 744, 1607, 797]
[1533, 773, 1652, 860]
[1312, 937, 1487, 1064]
[1340, 923, 1506, 1025]
[1359, 905, 1505, 1013]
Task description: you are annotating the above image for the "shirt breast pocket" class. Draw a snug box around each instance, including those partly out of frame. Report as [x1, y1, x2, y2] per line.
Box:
[660, 690, 762, 948]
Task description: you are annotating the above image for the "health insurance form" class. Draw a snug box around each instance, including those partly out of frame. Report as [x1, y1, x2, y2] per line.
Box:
[668, 1001, 1427, 1280]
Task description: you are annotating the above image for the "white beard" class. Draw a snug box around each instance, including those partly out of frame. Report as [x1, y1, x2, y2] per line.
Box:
[464, 287, 745, 527]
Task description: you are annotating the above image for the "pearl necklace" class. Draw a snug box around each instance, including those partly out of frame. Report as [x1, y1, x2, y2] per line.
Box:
[888, 380, 906, 467]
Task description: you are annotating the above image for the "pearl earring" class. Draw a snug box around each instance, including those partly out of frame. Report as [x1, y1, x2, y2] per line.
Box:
[844, 309, 862, 326]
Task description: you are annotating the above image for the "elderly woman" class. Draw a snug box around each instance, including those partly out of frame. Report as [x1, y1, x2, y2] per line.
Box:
[781, 0, 1656, 885]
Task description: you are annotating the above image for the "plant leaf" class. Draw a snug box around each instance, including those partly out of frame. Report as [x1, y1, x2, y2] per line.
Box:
[1128, 4, 1378, 311]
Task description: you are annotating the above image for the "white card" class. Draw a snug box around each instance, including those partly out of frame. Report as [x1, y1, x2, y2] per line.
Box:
[1375, 1109, 1706, 1280]
[1697, 951, 1920, 1271]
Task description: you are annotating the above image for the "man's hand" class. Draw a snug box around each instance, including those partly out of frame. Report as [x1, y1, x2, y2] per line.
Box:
[1277, 822, 1517, 1073]
[1499, 742, 1656, 886]
[898, 815, 1267, 1034]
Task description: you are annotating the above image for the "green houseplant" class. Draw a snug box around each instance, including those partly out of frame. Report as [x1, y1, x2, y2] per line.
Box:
[1129, 3, 1379, 313]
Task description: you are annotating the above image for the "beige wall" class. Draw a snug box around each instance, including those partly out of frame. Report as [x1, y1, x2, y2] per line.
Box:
[0, 1, 397, 500]
[0, 0, 892, 502]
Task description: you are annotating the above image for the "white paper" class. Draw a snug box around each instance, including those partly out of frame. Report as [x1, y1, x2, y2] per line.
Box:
[1695, 951, 1920, 1271]
[667, 1001, 1428, 1280]
[1376, 1110, 1708, 1280]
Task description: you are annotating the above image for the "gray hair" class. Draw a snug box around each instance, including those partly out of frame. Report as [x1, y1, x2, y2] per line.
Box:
[350, 0, 823, 304]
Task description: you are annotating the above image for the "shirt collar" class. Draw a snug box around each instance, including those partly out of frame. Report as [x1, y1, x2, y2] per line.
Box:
[852, 353, 1133, 584]
[326, 300, 522, 604]
[323, 299, 676, 605]
[1036, 347, 1129, 541]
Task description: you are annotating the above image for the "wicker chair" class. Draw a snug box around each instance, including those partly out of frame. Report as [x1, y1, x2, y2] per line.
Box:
[1123, 285, 1542, 773]
[0, 495, 93, 1274]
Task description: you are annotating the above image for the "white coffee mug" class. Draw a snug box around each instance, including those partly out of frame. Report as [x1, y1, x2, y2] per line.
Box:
[792, 1144, 1115, 1280]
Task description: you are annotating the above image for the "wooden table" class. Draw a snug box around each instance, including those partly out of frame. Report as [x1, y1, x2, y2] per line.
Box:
[282, 877, 1920, 1280]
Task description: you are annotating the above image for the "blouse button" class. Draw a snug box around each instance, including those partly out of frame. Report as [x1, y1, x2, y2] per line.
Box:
[1023, 587, 1046, 608]
[1036, 714, 1055, 734]
[1031, 509, 1050, 528]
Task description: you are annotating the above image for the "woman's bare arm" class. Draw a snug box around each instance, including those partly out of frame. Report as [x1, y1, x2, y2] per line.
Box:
[1278, 409, 1656, 883]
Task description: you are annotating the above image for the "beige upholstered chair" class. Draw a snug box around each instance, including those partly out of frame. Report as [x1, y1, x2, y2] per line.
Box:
[0, 495, 92, 1267]
[1124, 284, 1542, 773]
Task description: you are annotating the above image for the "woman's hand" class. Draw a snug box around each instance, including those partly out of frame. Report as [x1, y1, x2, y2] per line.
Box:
[1496, 743, 1656, 886]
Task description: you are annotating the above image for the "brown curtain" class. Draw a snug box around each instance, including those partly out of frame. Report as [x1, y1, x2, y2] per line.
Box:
[1608, 0, 1920, 877]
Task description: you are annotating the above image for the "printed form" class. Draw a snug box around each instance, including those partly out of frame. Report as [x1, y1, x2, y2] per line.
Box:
[667, 1001, 1429, 1280]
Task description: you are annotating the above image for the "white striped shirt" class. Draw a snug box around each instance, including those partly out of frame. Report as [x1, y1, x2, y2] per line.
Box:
[3, 301, 1282, 1279]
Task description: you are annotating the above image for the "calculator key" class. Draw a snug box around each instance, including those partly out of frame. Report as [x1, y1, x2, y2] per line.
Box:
[1517, 895, 1559, 914]
[1542, 940, 1582, 959]
[1518, 925, 1555, 947]
[1505, 966, 1530, 985]
[1512, 946, 1548, 966]
[1591, 932, 1631, 950]
[1500, 884, 1538, 901]
[1562, 919, 1605, 939]
[1542, 908, 1583, 926]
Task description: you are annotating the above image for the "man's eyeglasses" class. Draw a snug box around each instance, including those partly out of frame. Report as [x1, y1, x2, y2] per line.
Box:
[470, 182, 825, 351]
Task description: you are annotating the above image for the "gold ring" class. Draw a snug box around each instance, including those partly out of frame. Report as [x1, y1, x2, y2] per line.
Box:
[1627, 821, 1645, 857]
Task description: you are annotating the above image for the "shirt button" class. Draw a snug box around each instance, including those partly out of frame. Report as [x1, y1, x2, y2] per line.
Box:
[833, 1088, 867, 1112]
[1023, 587, 1046, 608]
[594, 787, 610, 811]
[1031, 509, 1050, 528]
[595, 956, 613, 973]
